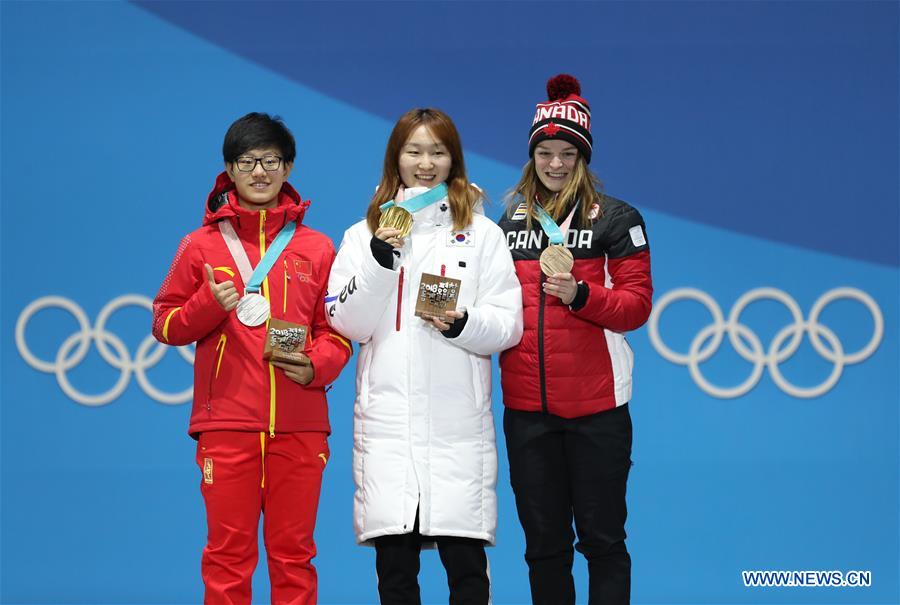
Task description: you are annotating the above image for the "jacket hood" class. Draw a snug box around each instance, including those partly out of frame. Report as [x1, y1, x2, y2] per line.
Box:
[203, 171, 310, 226]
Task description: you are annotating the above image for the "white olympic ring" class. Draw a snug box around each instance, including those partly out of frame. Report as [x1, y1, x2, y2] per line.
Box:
[15, 295, 194, 406]
[647, 287, 883, 399]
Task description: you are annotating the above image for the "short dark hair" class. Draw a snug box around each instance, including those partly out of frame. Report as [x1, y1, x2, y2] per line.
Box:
[222, 112, 296, 164]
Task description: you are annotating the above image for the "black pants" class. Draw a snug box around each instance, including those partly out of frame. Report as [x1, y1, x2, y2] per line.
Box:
[504, 404, 633, 605]
[373, 513, 490, 605]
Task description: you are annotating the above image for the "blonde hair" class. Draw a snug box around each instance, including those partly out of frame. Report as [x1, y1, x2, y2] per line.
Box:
[507, 155, 603, 230]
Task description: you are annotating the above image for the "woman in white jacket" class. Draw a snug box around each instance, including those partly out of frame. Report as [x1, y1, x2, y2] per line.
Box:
[326, 108, 523, 604]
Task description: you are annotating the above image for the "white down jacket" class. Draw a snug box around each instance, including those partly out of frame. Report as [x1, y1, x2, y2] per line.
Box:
[326, 192, 523, 545]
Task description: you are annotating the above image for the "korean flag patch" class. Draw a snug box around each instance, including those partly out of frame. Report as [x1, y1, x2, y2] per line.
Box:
[448, 230, 475, 247]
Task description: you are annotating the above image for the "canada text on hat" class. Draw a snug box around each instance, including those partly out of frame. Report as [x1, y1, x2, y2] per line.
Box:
[528, 74, 593, 163]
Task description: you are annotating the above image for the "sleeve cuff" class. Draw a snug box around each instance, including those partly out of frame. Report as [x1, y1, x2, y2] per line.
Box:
[369, 236, 395, 269]
[440, 310, 469, 339]
[568, 281, 590, 311]
[304, 356, 321, 387]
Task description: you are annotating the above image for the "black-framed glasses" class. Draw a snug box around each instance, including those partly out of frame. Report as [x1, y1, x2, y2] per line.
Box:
[234, 155, 283, 172]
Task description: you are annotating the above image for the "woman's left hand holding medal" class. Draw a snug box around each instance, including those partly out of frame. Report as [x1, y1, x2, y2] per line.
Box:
[271, 353, 314, 386]
[542, 273, 578, 305]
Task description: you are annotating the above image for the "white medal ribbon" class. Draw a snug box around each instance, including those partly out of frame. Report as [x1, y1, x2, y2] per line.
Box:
[558, 202, 578, 236]
[218, 220, 254, 286]
[218, 220, 289, 327]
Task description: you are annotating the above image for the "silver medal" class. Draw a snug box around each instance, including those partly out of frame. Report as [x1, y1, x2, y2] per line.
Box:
[236, 293, 270, 327]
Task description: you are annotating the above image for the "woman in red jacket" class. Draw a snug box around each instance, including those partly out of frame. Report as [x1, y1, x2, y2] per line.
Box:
[497, 75, 653, 605]
[152, 113, 352, 604]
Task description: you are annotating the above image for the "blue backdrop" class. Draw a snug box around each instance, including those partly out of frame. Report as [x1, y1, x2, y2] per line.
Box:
[1, 1, 897, 604]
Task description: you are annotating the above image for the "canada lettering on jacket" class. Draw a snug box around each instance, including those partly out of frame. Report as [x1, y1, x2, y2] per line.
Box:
[532, 104, 590, 130]
[506, 229, 593, 251]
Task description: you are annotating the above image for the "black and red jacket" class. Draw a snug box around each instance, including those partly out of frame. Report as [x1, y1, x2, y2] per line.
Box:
[498, 195, 653, 418]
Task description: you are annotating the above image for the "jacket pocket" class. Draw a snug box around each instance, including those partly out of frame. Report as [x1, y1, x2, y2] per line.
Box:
[356, 343, 374, 412]
[281, 256, 320, 322]
[446, 252, 477, 306]
[469, 354, 491, 409]
[283, 262, 289, 315]
[205, 332, 227, 413]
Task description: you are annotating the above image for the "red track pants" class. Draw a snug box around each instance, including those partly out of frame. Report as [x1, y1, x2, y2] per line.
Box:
[196, 430, 329, 605]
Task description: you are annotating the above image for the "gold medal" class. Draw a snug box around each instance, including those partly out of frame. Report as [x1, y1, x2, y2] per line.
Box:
[379, 205, 413, 237]
[539, 245, 574, 276]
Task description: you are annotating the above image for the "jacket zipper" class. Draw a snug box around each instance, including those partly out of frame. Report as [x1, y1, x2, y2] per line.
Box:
[214, 333, 227, 380]
[283, 259, 289, 314]
[208, 332, 227, 413]
[538, 276, 549, 414]
[396, 267, 405, 331]
[259, 210, 277, 438]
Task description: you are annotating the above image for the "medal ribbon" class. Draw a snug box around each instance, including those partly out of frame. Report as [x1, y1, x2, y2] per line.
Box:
[218, 220, 296, 294]
[534, 199, 579, 246]
[379, 183, 449, 213]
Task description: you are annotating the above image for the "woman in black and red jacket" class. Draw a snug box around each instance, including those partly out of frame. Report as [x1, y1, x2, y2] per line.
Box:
[498, 75, 653, 605]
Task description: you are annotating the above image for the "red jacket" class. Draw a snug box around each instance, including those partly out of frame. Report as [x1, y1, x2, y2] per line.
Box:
[498, 195, 653, 418]
[152, 173, 352, 437]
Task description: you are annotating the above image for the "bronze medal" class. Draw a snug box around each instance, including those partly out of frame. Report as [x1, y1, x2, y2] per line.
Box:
[539, 245, 574, 276]
[379, 205, 413, 237]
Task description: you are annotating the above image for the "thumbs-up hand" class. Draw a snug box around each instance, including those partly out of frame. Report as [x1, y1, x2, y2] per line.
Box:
[205, 263, 239, 311]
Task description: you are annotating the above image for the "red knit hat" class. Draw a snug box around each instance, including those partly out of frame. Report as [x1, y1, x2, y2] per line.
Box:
[528, 74, 593, 163]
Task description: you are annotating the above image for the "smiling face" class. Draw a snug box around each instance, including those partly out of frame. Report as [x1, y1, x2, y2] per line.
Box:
[534, 139, 579, 193]
[397, 125, 452, 189]
[225, 147, 293, 210]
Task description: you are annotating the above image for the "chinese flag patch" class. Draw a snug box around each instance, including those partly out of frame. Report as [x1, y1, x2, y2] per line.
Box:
[293, 260, 313, 282]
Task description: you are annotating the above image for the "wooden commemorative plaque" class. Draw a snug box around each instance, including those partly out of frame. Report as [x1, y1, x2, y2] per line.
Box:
[415, 273, 462, 322]
[263, 318, 309, 364]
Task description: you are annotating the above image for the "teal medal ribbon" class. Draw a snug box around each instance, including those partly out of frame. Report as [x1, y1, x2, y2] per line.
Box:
[245, 222, 295, 294]
[533, 203, 566, 246]
[379, 183, 449, 213]
[533, 199, 579, 276]
[219, 219, 296, 327]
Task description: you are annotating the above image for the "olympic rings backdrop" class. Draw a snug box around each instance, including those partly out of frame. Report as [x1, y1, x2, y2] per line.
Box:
[1, 2, 897, 604]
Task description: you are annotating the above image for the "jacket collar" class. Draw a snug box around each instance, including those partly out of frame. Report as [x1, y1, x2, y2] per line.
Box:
[408, 193, 485, 233]
[202, 171, 309, 235]
[410, 192, 452, 232]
